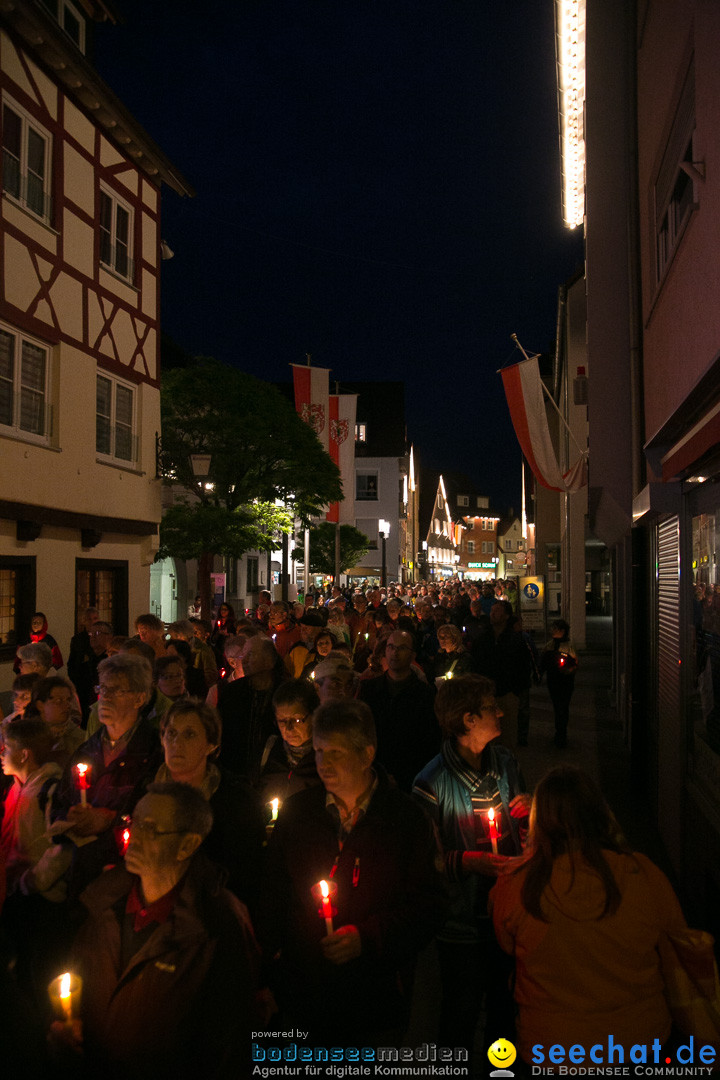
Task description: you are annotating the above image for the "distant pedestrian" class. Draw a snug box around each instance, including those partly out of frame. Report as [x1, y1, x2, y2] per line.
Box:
[541, 619, 578, 748]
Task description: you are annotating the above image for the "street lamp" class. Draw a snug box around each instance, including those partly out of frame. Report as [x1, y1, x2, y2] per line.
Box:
[379, 519, 390, 588]
[190, 454, 213, 621]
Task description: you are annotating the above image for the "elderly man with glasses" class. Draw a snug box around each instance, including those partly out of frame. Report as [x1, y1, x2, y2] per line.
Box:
[51, 653, 162, 896]
[52, 781, 258, 1076]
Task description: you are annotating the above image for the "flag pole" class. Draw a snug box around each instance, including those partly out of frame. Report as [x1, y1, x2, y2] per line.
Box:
[509, 334, 587, 459]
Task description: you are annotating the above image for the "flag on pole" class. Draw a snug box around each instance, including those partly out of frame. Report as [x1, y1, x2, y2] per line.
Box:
[330, 393, 357, 524]
[291, 363, 331, 454]
[501, 355, 587, 493]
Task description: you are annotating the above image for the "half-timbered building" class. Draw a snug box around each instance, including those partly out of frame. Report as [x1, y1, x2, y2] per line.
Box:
[0, 0, 192, 693]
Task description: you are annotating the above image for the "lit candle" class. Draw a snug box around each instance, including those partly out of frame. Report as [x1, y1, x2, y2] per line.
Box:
[319, 879, 334, 935]
[48, 971, 82, 1022]
[114, 815, 131, 856]
[488, 807, 499, 855]
[75, 762, 90, 806]
[312, 878, 337, 936]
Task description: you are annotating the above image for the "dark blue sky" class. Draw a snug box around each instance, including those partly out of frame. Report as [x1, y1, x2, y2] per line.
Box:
[94, 0, 583, 511]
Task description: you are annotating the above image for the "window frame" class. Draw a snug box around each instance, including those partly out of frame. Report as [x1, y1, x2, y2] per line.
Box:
[355, 472, 378, 502]
[654, 60, 696, 288]
[0, 557, 36, 661]
[1, 96, 52, 222]
[96, 371, 138, 467]
[99, 184, 134, 282]
[0, 323, 52, 444]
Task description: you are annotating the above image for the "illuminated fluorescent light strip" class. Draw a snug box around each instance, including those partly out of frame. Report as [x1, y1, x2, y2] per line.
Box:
[555, 0, 586, 229]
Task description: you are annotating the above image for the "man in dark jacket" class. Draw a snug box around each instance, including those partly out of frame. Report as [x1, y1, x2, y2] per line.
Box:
[357, 630, 439, 790]
[471, 601, 531, 747]
[259, 699, 447, 1046]
[52, 653, 162, 896]
[53, 782, 258, 1079]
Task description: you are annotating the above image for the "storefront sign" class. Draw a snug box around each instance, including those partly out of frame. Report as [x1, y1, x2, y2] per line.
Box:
[519, 575, 545, 631]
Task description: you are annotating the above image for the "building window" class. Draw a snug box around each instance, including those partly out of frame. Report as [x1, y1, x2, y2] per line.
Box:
[458, 495, 469, 507]
[467, 540, 475, 555]
[99, 187, 133, 280]
[655, 60, 696, 284]
[76, 560, 128, 634]
[356, 519, 378, 550]
[0, 557, 36, 660]
[40, 0, 86, 51]
[2, 99, 52, 220]
[356, 473, 378, 501]
[505, 539, 513, 551]
[465, 519, 474, 531]
[96, 373, 136, 464]
[355, 423, 367, 442]
[0, 326, 51, 441]
[246, 556, 259, 593]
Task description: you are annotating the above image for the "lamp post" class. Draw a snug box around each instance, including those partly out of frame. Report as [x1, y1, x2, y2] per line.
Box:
[190, 454, 213, 621]
[379, 519, 390, 589]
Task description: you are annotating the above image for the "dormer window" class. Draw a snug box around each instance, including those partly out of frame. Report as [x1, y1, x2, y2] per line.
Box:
[40, 0, 86, 53]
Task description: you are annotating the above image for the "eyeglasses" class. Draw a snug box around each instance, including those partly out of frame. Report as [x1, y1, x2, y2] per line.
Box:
[129, 818, 187, 840]
[276, 714, 309, 729]
[95, 684, 133, 699]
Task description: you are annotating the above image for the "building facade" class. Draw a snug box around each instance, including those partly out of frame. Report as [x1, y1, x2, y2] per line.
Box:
[0, 1, 191, 691]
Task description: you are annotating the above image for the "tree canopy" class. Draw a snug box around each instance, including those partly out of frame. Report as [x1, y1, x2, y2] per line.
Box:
[158, 357, 343, 520]
[293, 522, 370, 576]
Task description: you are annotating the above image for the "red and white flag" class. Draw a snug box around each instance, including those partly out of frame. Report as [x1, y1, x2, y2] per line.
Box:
[501, 356, 587, 493]
[291, 363, 330, 454]
[329, 393, 357, 524]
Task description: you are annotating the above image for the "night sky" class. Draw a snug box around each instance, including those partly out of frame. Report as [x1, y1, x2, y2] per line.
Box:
[94, 0, 583, 512]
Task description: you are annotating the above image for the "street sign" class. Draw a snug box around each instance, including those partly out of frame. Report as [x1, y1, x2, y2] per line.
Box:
[519, 575, 545, 632]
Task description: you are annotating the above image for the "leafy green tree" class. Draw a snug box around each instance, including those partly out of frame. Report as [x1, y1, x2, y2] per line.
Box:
[293, 522, 370, 576]
[158, 358, 343, 615]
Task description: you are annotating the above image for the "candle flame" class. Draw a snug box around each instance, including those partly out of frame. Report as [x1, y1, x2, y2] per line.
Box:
[76, 763, 88, 777]
[488, 808, 495, 824]
[60, 972, 71, 999]
[270, 798, 279, 819]
[319, 879, 330, 900]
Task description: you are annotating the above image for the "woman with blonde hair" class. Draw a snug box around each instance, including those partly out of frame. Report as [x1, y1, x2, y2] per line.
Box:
[490, 765, 686, 1066]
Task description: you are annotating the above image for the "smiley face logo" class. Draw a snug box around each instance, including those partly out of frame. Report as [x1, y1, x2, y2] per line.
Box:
[488, 1039, 517, 1070]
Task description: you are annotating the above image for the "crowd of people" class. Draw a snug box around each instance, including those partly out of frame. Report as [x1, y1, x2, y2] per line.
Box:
[0, 584, 688, 1077]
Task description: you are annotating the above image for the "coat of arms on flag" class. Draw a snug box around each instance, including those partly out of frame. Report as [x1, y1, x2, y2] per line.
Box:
[330, 418, 349, 445]
[301, 402, 326, 435]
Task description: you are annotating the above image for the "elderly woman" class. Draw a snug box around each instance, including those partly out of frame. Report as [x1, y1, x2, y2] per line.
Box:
[51, 653, 162, 896]
[155, 700, 264, 910]
[490, 765, 687, 1066]
[312, 656, 356, 703]
[257, 680, 321, 808]
[205, 633, 248, 708]
[433, 623, 474, 685]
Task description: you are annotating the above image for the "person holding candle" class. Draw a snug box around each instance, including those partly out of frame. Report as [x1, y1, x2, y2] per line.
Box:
[412, 673, 531, 1066]
[51, 653, 162, 897]
[0, 717, 73, 1010]
[259, 698, 447, 1045]
[154, 700, 264, 912]
[256, 680, 321, 807]
[52, 781, 259, 1076]
[432, 623, 474, 685]
[540, 618, 579, 748]
[489, 765, 687, 1067]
